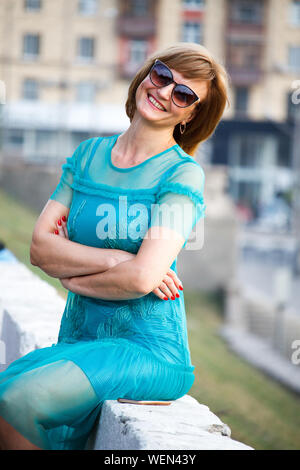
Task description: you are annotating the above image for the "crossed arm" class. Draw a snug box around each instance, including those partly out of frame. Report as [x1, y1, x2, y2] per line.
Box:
[30, 200, 184, 301]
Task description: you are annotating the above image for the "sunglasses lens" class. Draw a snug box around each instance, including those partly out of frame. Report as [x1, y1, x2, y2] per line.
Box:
[173, 84, 197, 107]
[150, 63, 172, 87]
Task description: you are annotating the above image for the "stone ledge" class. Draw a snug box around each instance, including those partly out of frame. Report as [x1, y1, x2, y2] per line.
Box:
[0, 261, 64, 370]
[86, 395, 253, 450]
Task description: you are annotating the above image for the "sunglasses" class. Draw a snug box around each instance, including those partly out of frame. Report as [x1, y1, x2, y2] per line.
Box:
[149, 59, 200, 108]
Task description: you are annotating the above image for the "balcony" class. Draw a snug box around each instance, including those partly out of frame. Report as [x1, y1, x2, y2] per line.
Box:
[226, 23, 265, 43]
[116, 15, 156, 38]
[226, 40, 264, 85]
[226, 66, 262, 86]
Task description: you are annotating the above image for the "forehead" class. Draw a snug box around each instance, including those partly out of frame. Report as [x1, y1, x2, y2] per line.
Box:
[168, 64, 208, 99]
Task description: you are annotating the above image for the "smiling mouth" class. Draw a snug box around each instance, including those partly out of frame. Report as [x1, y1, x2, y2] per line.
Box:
[147, 93, 166, 112]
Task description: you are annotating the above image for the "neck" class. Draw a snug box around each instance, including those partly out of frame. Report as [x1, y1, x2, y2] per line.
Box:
[113, 115, 177, 164]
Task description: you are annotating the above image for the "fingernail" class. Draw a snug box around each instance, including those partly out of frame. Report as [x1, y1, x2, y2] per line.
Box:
[179, 285, 183, 290]
[171, 295, 175, 300]
[62, 216, 66, 222]
[54, 229, 59, 234]
[57, 219, 62, 226]
[163, 297, 168, 300]
[176, 293, 180, 298]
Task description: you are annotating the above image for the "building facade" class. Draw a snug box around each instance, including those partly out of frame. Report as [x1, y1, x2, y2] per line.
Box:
[0, 0, 299, 216]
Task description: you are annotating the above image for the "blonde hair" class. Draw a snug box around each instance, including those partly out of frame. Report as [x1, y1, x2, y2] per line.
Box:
[125, 42, 230, 156]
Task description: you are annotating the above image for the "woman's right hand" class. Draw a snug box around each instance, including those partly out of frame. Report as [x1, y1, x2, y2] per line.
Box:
[55, 229, 183, 301]
[111, 250, 183, 301]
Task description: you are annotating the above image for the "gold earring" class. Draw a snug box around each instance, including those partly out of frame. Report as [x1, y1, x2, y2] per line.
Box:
[179, 122, 186, 134]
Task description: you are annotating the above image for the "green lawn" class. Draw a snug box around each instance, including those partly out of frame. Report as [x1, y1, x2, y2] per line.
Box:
[0, 188, 299, 450]
[0, 188, 67, 299]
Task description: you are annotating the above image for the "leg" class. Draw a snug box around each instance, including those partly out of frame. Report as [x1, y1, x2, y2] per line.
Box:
[0, 359, 100, 450]
[0, 415, 42, 450]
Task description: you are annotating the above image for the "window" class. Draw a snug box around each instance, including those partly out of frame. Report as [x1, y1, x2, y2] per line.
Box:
[230, 134, 278, 169]
[182, 0, 205, 10]
[288, 45, 300, 70]
[129, 0, 149, 16]
[24, 0, 41, 11]
[78, 0, 98, 16]
[232, 0, 262, 24]
[182, 22, 203, 44]
[22, 78, 39, 100]
[23, 34, 40, 59]
[76, 81, 96, 102]
[227, 41, 261, 69]
[121, 40, 148, 77]
[77, 37, 95, 61]
[71, 131, 91, 150]
[289, 0, 300, 26]
[6, 129, 24, 148]
[129, 40, 148, 67]
[235, 87, 249, 116]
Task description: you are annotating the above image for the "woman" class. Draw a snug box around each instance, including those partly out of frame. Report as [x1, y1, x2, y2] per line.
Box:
[0, 42, 229, 450]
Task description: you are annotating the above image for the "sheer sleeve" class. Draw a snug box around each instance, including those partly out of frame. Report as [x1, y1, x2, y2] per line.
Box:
[49, 140, 92, 208]
[149, 162, 206, 249]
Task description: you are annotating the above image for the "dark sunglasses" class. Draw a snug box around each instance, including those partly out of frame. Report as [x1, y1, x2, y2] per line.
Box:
[149, 59, 200, 108]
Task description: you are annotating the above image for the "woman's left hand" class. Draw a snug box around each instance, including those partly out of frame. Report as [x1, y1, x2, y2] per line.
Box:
[54, 215, 69, 239]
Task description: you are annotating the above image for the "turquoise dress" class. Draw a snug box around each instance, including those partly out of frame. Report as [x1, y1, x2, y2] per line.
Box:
[0, 134, 206, 450]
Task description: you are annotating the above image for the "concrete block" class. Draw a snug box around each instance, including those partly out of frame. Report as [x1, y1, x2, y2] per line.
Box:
[86, 395, 254, 450]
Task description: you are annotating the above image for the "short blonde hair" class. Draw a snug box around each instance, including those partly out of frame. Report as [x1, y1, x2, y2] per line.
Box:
[125, 42, 230, 156]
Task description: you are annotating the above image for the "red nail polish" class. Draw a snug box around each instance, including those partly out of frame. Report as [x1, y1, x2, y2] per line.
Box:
[171, 295, 175, 300]
[176, 293, 180, 298]
[163, 297, 168, 300]
[57, 219, 62, 226]
[62, 216, 66, 222]
[54, 229, 59, 234]
[179, 285, 183, 290]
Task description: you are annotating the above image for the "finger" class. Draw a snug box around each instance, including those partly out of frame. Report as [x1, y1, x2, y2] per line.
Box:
[64, 225, 69, 238]
[55, 218, 65, 237]
[163, 274, 180, 299]
[167, 268, 181, 288]
[61, 216, 69, 239]
[152, 287, 170, 301]
[167, 268, 183, 291]
[158, 280, 176, 300]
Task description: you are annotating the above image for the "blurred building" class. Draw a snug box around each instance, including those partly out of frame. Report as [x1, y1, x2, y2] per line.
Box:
[0, 0, 299, 214]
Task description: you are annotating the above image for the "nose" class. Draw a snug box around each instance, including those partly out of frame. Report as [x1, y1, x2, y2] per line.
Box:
[155, 83, 175, 102]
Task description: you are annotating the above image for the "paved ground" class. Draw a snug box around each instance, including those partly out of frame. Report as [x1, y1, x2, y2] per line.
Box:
[237, 228, 300, 313]
[219, 325, 300, 395]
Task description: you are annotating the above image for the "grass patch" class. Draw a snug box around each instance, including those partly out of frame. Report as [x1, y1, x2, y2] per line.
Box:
[186, 289, 300, 450]
[0, 188, 67, 299]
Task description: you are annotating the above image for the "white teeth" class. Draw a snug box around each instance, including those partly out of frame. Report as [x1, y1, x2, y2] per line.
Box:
[148, 94, 165, 111]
